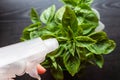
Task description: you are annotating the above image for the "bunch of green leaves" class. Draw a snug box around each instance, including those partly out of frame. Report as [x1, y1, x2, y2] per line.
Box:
[21, 0, 116, 80]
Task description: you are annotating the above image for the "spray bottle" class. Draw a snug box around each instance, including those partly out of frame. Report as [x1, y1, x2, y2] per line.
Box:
[0, 38, 59, 80]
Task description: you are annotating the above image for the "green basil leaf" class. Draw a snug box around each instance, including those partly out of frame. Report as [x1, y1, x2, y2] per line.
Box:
[57, 37, 68, 42]
[51, 64, 64, 80]
[38, 28, 52, 37]
[30, 8, 40, 23]
[45, 22, 61, 34]
[76, 4, 98, 23]
[104, 40, 116, 54]
[55, 6, 65, 24]
[40, 5, 56, 24]
[76, 36, 96, 47]
[88, 31, 108, 41]
[30, 31, 39, 39]
[62, 6, 78, 33]
[41, 33, 56, 39]
[94, 55, 104, 68]
[80, 23, 96, 35]
[75, 4, 98, 35]
[27, 22, 41, 31]
[20, 29, 30, 41]
[63, 52, 80, 76]
[83, 12, 98, 26]
[20, 22, 41, 41]
[87, 40, 116, 54]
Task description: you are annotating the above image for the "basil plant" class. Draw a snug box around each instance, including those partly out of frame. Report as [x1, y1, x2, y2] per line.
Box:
[21, 0, 116, 80]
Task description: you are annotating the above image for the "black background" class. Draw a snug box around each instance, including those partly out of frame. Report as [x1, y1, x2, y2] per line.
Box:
[0, 0, 120, 80]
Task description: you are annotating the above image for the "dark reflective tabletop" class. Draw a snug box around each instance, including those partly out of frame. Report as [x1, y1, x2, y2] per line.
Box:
[0, 0, 120, 80]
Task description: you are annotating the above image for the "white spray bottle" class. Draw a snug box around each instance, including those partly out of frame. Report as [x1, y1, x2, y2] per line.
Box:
[0, 38, 59, 80]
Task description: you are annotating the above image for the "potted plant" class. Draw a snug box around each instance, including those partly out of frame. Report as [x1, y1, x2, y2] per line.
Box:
[21, 0, 116, 80]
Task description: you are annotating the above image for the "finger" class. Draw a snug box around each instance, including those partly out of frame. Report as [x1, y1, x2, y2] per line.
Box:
[37, 64, 46, 74]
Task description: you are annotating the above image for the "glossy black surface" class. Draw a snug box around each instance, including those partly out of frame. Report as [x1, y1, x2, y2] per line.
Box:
[0, 0, 120, 80]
